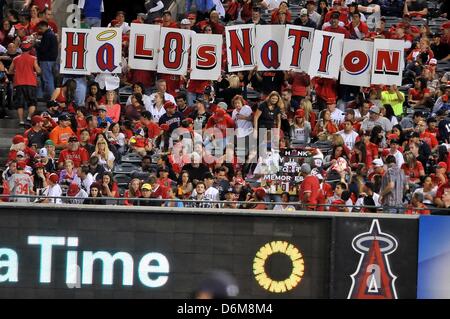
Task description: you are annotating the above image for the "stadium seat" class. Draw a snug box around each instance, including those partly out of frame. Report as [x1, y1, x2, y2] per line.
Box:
[114, 174, 132, 187]
[121, 153, 143, 163]
[113, 162, 140, 174]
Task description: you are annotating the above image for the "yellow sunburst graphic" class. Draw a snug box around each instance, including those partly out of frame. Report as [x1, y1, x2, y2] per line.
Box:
[253, 241, 305, 293]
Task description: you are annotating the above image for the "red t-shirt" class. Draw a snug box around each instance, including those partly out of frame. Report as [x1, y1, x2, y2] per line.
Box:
[409, 88, 430, 101]
[299, 175, 320, 208]
[159, 73, 181, 97]
[401, 161, 424, 184]
[146, 122, 161, 139]
[187, 79, 210, 94]
[13, 53, 38, 87]
[323, 25, 350, 38]
[420, 132, 438, 149]
[289, 72, 310, 97]
[58, 147, 89, 167]
[32, 0, 52, 11]
[205, 115, 236, 138]
[436, 182, 450, 199]
[317, 182, 333, 207]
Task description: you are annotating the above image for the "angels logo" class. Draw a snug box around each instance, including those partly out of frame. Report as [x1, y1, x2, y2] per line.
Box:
[348, 220, 398, 299]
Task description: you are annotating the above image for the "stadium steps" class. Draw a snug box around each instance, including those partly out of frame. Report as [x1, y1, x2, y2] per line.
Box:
[0, 119, 26, 167]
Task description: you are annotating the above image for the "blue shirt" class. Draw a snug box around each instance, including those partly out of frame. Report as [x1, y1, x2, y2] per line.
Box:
[195, 0, 215, 13]
[80, 0, 103, 19]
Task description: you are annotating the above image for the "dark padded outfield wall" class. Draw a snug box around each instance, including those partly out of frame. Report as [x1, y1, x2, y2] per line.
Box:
[0, 206, 331, 299]
[332, 218, 418, 299]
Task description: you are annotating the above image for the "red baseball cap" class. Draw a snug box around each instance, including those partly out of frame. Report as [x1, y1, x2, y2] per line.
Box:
[235, 178, 245, 186]
[48, 173, 59, 184]
[164, 101, 176, 110]
[187, 13, 196, 19]
[12, 135, 25, 144]
[68, 183, 80, 196]
[17, 161, 26, 170]
[31, 115, 44, 125]
[253, 187, 266, 200]
[34, 162, 45, 169]
[333, 0, 342, 4]
[295, 109, 305, 118]
[215, 109, 226, 117]
[437, 162, 448, 170]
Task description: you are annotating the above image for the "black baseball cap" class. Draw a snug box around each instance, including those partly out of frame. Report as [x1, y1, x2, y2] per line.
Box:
[204, 172, 214, 180]
[58, 114, 70, 122]
[413, 111, 424, 118]
[47, 100, 59, 108]
[141, 111, 153, 120]
[408, 132, 420, 139]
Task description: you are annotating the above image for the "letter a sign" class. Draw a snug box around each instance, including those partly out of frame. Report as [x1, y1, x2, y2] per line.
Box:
[89, 28, 122, 74]
[255, 25, 285, 71]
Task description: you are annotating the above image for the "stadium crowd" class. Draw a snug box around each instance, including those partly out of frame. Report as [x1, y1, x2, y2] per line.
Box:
[0, 0, 450, 214]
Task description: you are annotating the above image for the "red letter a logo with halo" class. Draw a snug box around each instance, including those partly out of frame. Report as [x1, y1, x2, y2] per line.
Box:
[347, 219, 398, 299]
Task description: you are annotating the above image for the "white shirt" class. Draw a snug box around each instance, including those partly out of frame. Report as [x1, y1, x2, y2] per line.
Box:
[192, 186, 220, 202]
[262, 0, 282, 10]
[150, 92, 176, 106]
[330, 108, 345, 125]
[390, 149, 404, 169]
[232, 105, 254, 138]
[108, 22, 130, 34]
[338, 130, 359, 150]
[68, 189, 89, 204]
[81, 173, 94, 193]
[148, 104, 166, 123]
[126, 94, 153, 112]
[46, 184, 62, 204]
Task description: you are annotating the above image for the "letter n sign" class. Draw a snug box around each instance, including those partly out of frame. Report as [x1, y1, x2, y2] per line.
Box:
[371, 39, 404, 86]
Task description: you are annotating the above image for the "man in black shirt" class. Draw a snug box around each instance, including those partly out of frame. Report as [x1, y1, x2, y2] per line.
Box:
[246, 7, 266, 25]
[36, 21, 58, 100]
[294, 8, 317, 29]
[159, 101, 184, 133]
[181, 152, 210, 184]
[431, 33, 450, 61]
[24, 115, 49, 150]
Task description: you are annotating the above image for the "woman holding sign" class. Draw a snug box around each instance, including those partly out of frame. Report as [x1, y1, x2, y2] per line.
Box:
[253, 91, 282, 142]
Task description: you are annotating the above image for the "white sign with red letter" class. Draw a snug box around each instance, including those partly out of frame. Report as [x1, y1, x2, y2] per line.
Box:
[190, 33, 223, 81]
[60, 28, 90, 75]
[157, 27, 192, 76]
[255, 25, 285, 71]
[128, 23, 160, 71]
[340, 39, 374, 87]
[308, 30, 345, 79]
[225, 24, 256, 72]
[371, 39, 405, 86]
[281, 25, 315, 72]
[88, 27, 122, 74]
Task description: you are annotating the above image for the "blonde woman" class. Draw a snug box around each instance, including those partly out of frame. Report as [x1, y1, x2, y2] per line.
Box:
[92, 138, 115, 171]
[300, 99, 317, 128]
[104, 90, 121, 123]
[253, 91, 283, 139]
[149, 91, 166, 122]
[218, 74, 243, 107]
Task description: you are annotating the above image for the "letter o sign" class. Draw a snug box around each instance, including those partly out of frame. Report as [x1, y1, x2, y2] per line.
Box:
[343, 50, 370, 75]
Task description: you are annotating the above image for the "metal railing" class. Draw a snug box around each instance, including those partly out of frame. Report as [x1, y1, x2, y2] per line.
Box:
[0, 194, 447, 215]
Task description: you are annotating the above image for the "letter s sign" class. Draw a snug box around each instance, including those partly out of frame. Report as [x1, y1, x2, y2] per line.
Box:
[196, 45, 217, 70]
